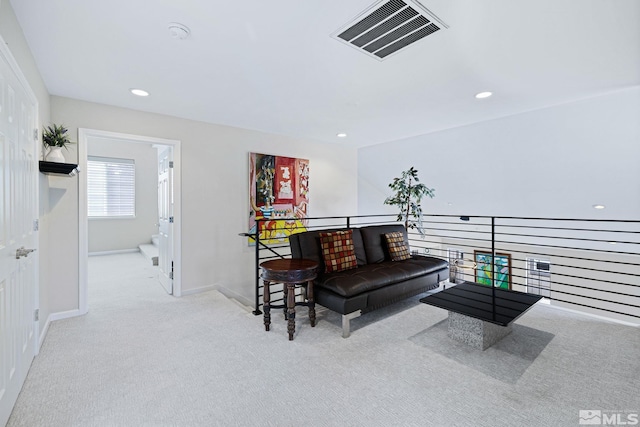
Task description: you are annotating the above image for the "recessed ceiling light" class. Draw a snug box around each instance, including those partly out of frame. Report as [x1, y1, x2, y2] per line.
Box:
[336, 133, 347, 138]
[130, 88, 149, 97]
[475, 91, 492, 99]
[593, 204, 605, 209]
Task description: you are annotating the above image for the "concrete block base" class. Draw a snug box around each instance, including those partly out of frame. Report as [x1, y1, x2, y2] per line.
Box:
[447, 311, 512, 350]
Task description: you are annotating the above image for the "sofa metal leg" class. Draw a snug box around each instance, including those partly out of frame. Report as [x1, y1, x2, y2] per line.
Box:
[342, 311, 362, 338]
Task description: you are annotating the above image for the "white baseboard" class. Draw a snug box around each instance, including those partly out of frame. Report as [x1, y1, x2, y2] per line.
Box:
[214, 286, 253, 310]
[180, 284, 253, 312]
[546, 302, 640, 328]
[89, 248, 140, 257]
[38, 315, 52, 350]
[38, 309, 85, 351]
[49, 309, 84, 322]
[180, 284, 217, 296]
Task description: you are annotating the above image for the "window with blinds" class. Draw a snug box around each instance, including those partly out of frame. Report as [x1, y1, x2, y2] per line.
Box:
[87, 156, 135, 218]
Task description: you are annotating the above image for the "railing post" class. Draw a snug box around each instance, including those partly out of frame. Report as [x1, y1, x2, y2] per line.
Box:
[347, 216, 351, 228]
[253, 219, 262, 315]
[491, 217, 496, 288]
[491, 216, 496, 321]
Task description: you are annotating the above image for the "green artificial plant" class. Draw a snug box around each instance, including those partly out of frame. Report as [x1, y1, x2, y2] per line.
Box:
[42, 124, 73, 149]
[384, 167, 435, 237]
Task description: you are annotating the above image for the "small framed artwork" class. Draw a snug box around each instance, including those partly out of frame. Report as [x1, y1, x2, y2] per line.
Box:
[474, 250, 512, 290]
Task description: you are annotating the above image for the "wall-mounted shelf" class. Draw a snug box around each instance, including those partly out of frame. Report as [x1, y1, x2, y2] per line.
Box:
[39, 161, 80, 176]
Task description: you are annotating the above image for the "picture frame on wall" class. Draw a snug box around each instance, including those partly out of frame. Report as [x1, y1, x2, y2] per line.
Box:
[474, 250, 512, 290]
[248, 152, 309, 246]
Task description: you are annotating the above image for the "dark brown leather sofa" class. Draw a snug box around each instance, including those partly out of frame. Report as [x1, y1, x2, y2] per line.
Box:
[289, 224, 449, 337]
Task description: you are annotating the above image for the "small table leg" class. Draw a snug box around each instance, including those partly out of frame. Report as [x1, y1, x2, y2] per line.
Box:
[307, 280, 316, 327]
[286, 282, 296, 340]
[283, 283, 288, 320]
[263, 280, 271, 331]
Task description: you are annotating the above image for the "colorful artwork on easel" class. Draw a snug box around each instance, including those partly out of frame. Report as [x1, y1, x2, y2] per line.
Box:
[248, 152, 309, 245]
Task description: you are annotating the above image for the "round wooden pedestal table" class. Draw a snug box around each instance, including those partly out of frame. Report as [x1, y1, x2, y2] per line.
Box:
[260, 259, 318, 341]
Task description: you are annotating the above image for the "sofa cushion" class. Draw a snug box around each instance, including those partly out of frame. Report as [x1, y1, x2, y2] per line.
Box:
[384, 231, 411, 261]
[289, 228, 367, 269]
[319, 230, 358, 273]
[359, 224, 408, 264]
[317, 256, 448, 297]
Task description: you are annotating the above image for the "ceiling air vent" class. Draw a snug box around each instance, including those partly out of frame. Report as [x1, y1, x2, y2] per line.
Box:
[332, 0, 448, 60]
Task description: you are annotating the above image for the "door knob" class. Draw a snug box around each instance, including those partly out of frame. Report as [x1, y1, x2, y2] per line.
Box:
[15, 247, 36, 259]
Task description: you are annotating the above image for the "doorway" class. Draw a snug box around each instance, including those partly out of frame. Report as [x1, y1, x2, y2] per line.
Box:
[78, 129, 182, 315]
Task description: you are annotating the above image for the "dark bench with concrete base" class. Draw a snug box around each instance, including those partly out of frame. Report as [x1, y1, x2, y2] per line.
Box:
[419, 281, 543, 350]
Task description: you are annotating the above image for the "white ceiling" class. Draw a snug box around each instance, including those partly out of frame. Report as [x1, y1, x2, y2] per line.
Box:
[10, 0, 640, 147]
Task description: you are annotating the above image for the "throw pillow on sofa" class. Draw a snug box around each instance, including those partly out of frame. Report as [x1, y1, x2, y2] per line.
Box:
[319, 230, 358, 273]
[384, 231, 411, 261]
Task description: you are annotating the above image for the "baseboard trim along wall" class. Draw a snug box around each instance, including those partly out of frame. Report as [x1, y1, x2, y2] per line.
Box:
[547, 303, 640, 328]
[89, 248, 140, 257]
[180, 284, 218, 297]
[214, 286, 253, 310]
[49, 309, 83, 322]
[40, 309, 84, 350]
[39, 316, 52, 350]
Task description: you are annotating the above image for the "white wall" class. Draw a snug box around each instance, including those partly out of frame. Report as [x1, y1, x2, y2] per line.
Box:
[359, 89, 640, 323]
[87, 138, 158, 253]
[50, 96, 358, 309]
[358, 87, 640, 220]
[0, 0, 51, 333]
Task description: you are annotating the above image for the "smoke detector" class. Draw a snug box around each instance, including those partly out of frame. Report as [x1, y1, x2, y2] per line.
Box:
[332, 0, 448, 61]
[168, 23, 190, 40]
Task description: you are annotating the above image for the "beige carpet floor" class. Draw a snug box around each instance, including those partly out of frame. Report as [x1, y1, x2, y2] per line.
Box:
[7, 252, 640, 427]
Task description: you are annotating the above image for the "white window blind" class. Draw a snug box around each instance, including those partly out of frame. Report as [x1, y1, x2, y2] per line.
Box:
[87, 156, 135, 218]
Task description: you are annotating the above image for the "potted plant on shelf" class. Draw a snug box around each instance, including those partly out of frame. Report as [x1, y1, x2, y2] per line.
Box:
[384, 167, 435, 237]
[42, 124, 73, 163]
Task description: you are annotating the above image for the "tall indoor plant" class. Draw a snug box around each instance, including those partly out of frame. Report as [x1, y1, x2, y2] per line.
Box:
[384, 167, 435, 237]
[42, 124, 73, 162]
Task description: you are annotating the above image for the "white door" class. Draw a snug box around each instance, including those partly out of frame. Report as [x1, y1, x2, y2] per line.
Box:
[0, 44, 39, 426]
[157, 146, 173, 294]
